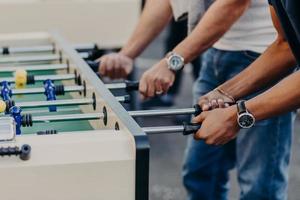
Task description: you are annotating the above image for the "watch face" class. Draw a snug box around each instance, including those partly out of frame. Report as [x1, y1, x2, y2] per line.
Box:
[168, 55, 184, 71]
[238, 113, 255, 128]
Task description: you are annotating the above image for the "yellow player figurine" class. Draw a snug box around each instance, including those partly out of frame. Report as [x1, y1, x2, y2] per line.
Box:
[15, 69, 27, 89]
[0, 100, 6, 114]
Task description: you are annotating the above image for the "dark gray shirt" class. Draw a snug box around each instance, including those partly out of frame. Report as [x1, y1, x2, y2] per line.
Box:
[269, 0, 300, 63]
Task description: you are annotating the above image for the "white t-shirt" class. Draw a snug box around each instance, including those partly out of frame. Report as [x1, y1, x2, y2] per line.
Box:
[213, 0, 276, 53]
[170, 0, 276, 53]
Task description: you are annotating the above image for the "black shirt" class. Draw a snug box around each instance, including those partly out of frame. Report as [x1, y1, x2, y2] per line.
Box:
[269, 0, 300, 63]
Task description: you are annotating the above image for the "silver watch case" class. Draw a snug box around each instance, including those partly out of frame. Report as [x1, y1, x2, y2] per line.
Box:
[166, 53, 184, 72]
[237, 112, 255, 129]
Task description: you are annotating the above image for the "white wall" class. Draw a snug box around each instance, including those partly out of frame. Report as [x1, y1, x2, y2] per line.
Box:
[0, 0, 140, 48]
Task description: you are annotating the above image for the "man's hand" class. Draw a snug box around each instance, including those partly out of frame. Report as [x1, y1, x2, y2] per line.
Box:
[198, 89, 235, 111]
[97, 53, 133, 79]
[139, 59, 175, 99]
[192, 106, 240, 145]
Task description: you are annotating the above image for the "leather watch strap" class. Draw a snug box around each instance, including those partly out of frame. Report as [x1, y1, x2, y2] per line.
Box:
[237, 100, 247, 114]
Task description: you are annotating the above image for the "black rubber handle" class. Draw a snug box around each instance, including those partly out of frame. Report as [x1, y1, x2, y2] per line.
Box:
[183, 122, 201, 135]
[76, 44, 98, 53]
[193, 104, 202, 116]
[20, 144, 31, 161]
[87, 60, 100, 72]
[0, 144, 31, 161]
[125, 80, 139, 92]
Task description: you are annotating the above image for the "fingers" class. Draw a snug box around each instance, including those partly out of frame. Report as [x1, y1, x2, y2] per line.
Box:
[98, 57, 107, 76]
[139, 77, 161, 99]
[192, 111, 208, 124]
[199, 98, 226, 111]
[198, 98, 211, 111]
[217, 99, 225, 108]
[139, 75, 148, 100]
[155, 79, 163, 95]
[193, 126, 209, 141]
[211, 99, 218, 109]
[139, 63, 174, 99]
[139, 78, 171, 99]
[97, 53, 133, 80]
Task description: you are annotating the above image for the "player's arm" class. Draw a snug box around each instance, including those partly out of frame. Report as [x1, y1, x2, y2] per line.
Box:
[98, 0, 173, 79]
[217, 6, 296, 100]
[173, 0, 251, 62]
[120, 0, 172, 59]
[192, 6, 299, 145]
[193, 46, 299, 145]
[246, 70, 300, 120]
[198, 6, 297, 110]
[139, 0, 252, 98]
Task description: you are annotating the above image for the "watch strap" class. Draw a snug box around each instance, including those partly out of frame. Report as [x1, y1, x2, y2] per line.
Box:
[165, 52, 174, 59]
[237, 100, 247, 114]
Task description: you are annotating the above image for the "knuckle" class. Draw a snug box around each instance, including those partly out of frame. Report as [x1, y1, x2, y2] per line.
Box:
[193, 134, 200, 141]
[206, 140, 214, 145]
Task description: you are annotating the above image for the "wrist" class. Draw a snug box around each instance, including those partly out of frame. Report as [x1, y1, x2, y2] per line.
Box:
[214, 87, 236, 102]
[165, 51, 185, 72]
[228, 105, 238, 118]
[227, 106, 239, 126]
[119, 48, 136, 60]
[237, 100, 256, 129]
[245, 99, 263, 121]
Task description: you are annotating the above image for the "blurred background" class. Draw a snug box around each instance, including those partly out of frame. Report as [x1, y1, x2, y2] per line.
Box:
[0, 0, 299, 199]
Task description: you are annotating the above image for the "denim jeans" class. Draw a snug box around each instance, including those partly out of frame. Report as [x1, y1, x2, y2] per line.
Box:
[182, 48, 294, 200]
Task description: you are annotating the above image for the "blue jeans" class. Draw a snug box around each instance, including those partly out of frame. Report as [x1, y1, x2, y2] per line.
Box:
[183, 48, 294, 200]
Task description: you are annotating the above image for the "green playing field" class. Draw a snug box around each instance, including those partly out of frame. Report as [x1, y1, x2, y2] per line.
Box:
[1, 68, 94, 135]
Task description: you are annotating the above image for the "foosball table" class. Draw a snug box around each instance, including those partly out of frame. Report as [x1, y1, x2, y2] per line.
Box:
[0, 32, 201, 200]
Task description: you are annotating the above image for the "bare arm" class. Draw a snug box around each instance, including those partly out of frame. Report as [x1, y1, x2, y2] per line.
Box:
[139, 0, 254, 98]
[173, 0, 251, 63]
[98, 0, 172, 79]
[120, 0, 173, 59]
[192, 6, 299, 145]
[246, 71, 300, 120]
[218, 7, 297, 100]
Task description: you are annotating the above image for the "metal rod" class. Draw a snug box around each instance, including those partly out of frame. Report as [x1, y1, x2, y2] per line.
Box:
[128, 108, 196, 117]
[0, 74, 75, 83]
[12, 85, 84, 95]
[105, 83, 127, 90]
[115, 96, 129, 103]
[3, 45, 54, 54]
[0, 54, 60, 64]
[25, 105, 195, 124]
[0, 43, 96, 54]
[15, 95, 126, 109]
[17, 98, 94, 108]
[0, 53, 88, 64]
[142, 126, 185, 134]
[34, 74, 75, 81]
[31, 115, 187, 132]
[79, 52, 89, 59]
[0, 64, 68, 72]
[32, 113, 104, 123]
[28, 107, 195, 124]
[23, 107, 82, 115]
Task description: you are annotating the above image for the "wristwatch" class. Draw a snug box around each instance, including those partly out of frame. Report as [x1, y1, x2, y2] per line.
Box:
[166, 52, 185, 72]
[237, 100, 255, 129]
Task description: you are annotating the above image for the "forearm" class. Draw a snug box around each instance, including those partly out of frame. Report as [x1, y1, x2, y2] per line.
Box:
[218, 38, 296, 100]
[173, 0, 251, 63]
[120, 0, 172, 59]
[246, 71, 300, 120]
